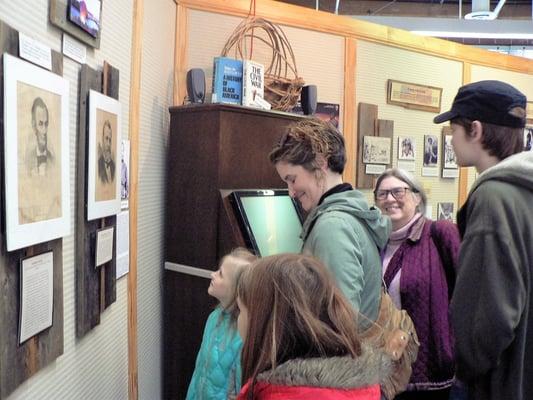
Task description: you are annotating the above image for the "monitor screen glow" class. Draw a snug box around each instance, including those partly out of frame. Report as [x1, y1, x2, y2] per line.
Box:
[230, 190, 303, 257]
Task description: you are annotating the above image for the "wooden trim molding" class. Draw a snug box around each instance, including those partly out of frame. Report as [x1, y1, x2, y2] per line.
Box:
[175, 0, 533, 74]
[343, 37, 357, 186]
[174, 4, 189, 105]
[128, 0, 143, 398]
[458, 62, 472, 208]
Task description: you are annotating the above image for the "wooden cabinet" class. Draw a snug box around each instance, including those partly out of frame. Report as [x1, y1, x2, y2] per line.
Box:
[164, 104, 301, 399]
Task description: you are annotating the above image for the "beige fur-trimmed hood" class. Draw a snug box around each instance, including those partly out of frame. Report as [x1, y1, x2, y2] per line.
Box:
[256, 345, 391, 390]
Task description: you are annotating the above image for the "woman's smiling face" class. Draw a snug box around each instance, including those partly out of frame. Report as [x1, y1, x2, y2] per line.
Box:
[275, 161, 324, 212]
[375, 176, 420, 231]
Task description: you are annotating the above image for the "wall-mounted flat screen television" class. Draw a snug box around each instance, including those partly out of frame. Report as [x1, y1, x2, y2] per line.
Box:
[229, 189, 304, 257]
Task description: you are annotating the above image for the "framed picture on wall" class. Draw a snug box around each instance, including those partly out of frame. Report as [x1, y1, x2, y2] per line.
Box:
[524, 126, 533, 152]
[3, 53, 71, 251]
[363, 136, 391, 164]
[443, 134, 458, 169]
[68, 0, 102, 38]
[423, 134, 439, 167]
[437, 202, 454, 222]
[87, 90, 121, 220]
[387, 80, 442, 113]
[398, 136, 415, 161]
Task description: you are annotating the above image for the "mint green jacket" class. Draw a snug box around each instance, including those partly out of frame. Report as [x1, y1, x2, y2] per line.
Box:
[301, 190, 391, 323]
[186, 307, 242, 400]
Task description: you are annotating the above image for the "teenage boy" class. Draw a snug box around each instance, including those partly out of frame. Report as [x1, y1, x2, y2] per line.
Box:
[434, 80, 533, 400]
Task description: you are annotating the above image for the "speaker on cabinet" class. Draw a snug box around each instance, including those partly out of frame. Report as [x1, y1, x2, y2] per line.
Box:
[186, 68, 206, 103]
[301, 85, 317, 115]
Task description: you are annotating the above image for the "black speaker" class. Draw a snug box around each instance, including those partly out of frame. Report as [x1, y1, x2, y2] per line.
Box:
[301, 85, 317, 115]
[186, 68, 205, 103]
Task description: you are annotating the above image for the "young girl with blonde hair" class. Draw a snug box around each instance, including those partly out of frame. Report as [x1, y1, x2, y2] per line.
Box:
[186, 248, 257, 400]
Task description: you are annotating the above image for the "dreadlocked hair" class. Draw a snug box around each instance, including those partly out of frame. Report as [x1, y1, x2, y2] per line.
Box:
[269, 118, 346, 174]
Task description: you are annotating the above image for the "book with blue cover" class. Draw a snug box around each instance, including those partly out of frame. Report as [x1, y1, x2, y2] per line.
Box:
[212, 57, 243, 105]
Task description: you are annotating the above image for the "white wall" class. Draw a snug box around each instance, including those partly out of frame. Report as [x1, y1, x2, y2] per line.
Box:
[137, 0, 175, 398]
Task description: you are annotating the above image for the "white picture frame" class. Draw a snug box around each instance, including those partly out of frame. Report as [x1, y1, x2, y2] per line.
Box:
[3, 53, 70, 251]
[437, 202, 454, 221]
[363, 136, 391, 164]
[443, 134, 458, 169]
[87, 90, 121, 220]
[397, 136, 416, 161]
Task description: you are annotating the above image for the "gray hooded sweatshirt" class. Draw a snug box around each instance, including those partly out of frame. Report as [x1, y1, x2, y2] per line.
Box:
[451, 150, 533, 400]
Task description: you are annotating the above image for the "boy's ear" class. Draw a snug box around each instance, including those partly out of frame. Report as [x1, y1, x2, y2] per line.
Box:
[470, 121, 484, 143]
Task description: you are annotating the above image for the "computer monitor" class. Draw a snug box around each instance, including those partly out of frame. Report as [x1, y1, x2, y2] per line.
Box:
[229, 189, 304, 257]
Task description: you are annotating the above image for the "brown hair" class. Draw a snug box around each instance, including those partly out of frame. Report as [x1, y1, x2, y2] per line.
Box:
[452, 112, 524, 160]
[237, 253, 361, 388]
[219, 247, 257, 324]
[269, 118, 346, 174]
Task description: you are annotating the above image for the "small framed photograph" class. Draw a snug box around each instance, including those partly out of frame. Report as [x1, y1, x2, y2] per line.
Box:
[87, 90, 121, 220]
[398, 136, 415, 161]
[68, 0, 102, 38]
[423, 134, 439, 167]
[3, 54, 71, 251]
[443, 134, 458, 169]
[437, 202, 454, 221]
[524, 126, 533, 152]
[363, 136, 391, 164]
[120, 139, 130, 209]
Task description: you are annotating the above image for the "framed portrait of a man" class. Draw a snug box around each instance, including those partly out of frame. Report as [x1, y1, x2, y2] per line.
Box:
[3, 54, 71, 251]
[87, 90, 121, 220]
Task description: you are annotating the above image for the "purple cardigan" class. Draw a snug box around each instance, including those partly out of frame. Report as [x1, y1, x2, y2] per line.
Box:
[383, 217, 460, 391]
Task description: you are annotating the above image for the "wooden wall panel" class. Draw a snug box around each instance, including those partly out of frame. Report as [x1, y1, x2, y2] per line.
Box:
[356, 103, 378, 189]
[75, 65, 118, 338]
[0, 20, 63, 400]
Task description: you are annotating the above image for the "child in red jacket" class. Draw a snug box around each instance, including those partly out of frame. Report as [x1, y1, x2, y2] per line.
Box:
[236, 253, 391, 400]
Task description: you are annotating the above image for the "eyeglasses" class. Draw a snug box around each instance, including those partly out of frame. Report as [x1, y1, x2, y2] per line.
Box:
[374, 187, 414, 201]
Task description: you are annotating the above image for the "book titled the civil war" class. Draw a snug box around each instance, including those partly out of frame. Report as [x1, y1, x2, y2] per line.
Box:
[211, 56, 243, 105]
[242, 60, 266, 108]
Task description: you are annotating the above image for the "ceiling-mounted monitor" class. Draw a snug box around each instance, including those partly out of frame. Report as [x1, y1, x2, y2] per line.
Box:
[229, 189, 304, 257]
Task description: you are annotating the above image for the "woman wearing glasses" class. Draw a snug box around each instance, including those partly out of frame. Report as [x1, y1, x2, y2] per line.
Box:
[373, 168, 461, 400]
[269, 118, 391, 326]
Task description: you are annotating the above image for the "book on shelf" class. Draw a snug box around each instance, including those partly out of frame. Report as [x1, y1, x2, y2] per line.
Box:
[242, 60, 269, 109]
[211, 57, 243, 105]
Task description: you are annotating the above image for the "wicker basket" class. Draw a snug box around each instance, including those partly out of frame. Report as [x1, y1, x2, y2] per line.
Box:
[221, 17, 304, 112]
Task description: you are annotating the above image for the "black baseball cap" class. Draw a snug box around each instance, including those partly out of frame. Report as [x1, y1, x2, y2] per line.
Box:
[434, 80, 527, 128]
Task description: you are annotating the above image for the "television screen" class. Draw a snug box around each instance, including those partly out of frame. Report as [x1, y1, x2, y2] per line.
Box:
[68, 0, 102, 38]
[229, 189, 304, 257]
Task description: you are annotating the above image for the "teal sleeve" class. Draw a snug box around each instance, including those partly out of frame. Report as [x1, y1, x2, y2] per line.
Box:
[185, 309, 219, 400]
[307, 215, 364, 310]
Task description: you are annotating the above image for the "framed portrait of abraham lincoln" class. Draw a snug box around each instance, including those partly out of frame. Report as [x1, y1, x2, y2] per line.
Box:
[3, 54, 71, 251]
[87, 90, 121, 220]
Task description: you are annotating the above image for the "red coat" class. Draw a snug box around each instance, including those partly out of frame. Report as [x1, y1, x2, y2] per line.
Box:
[238, 381, 380, 399]
[236, 349, 388, 400]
